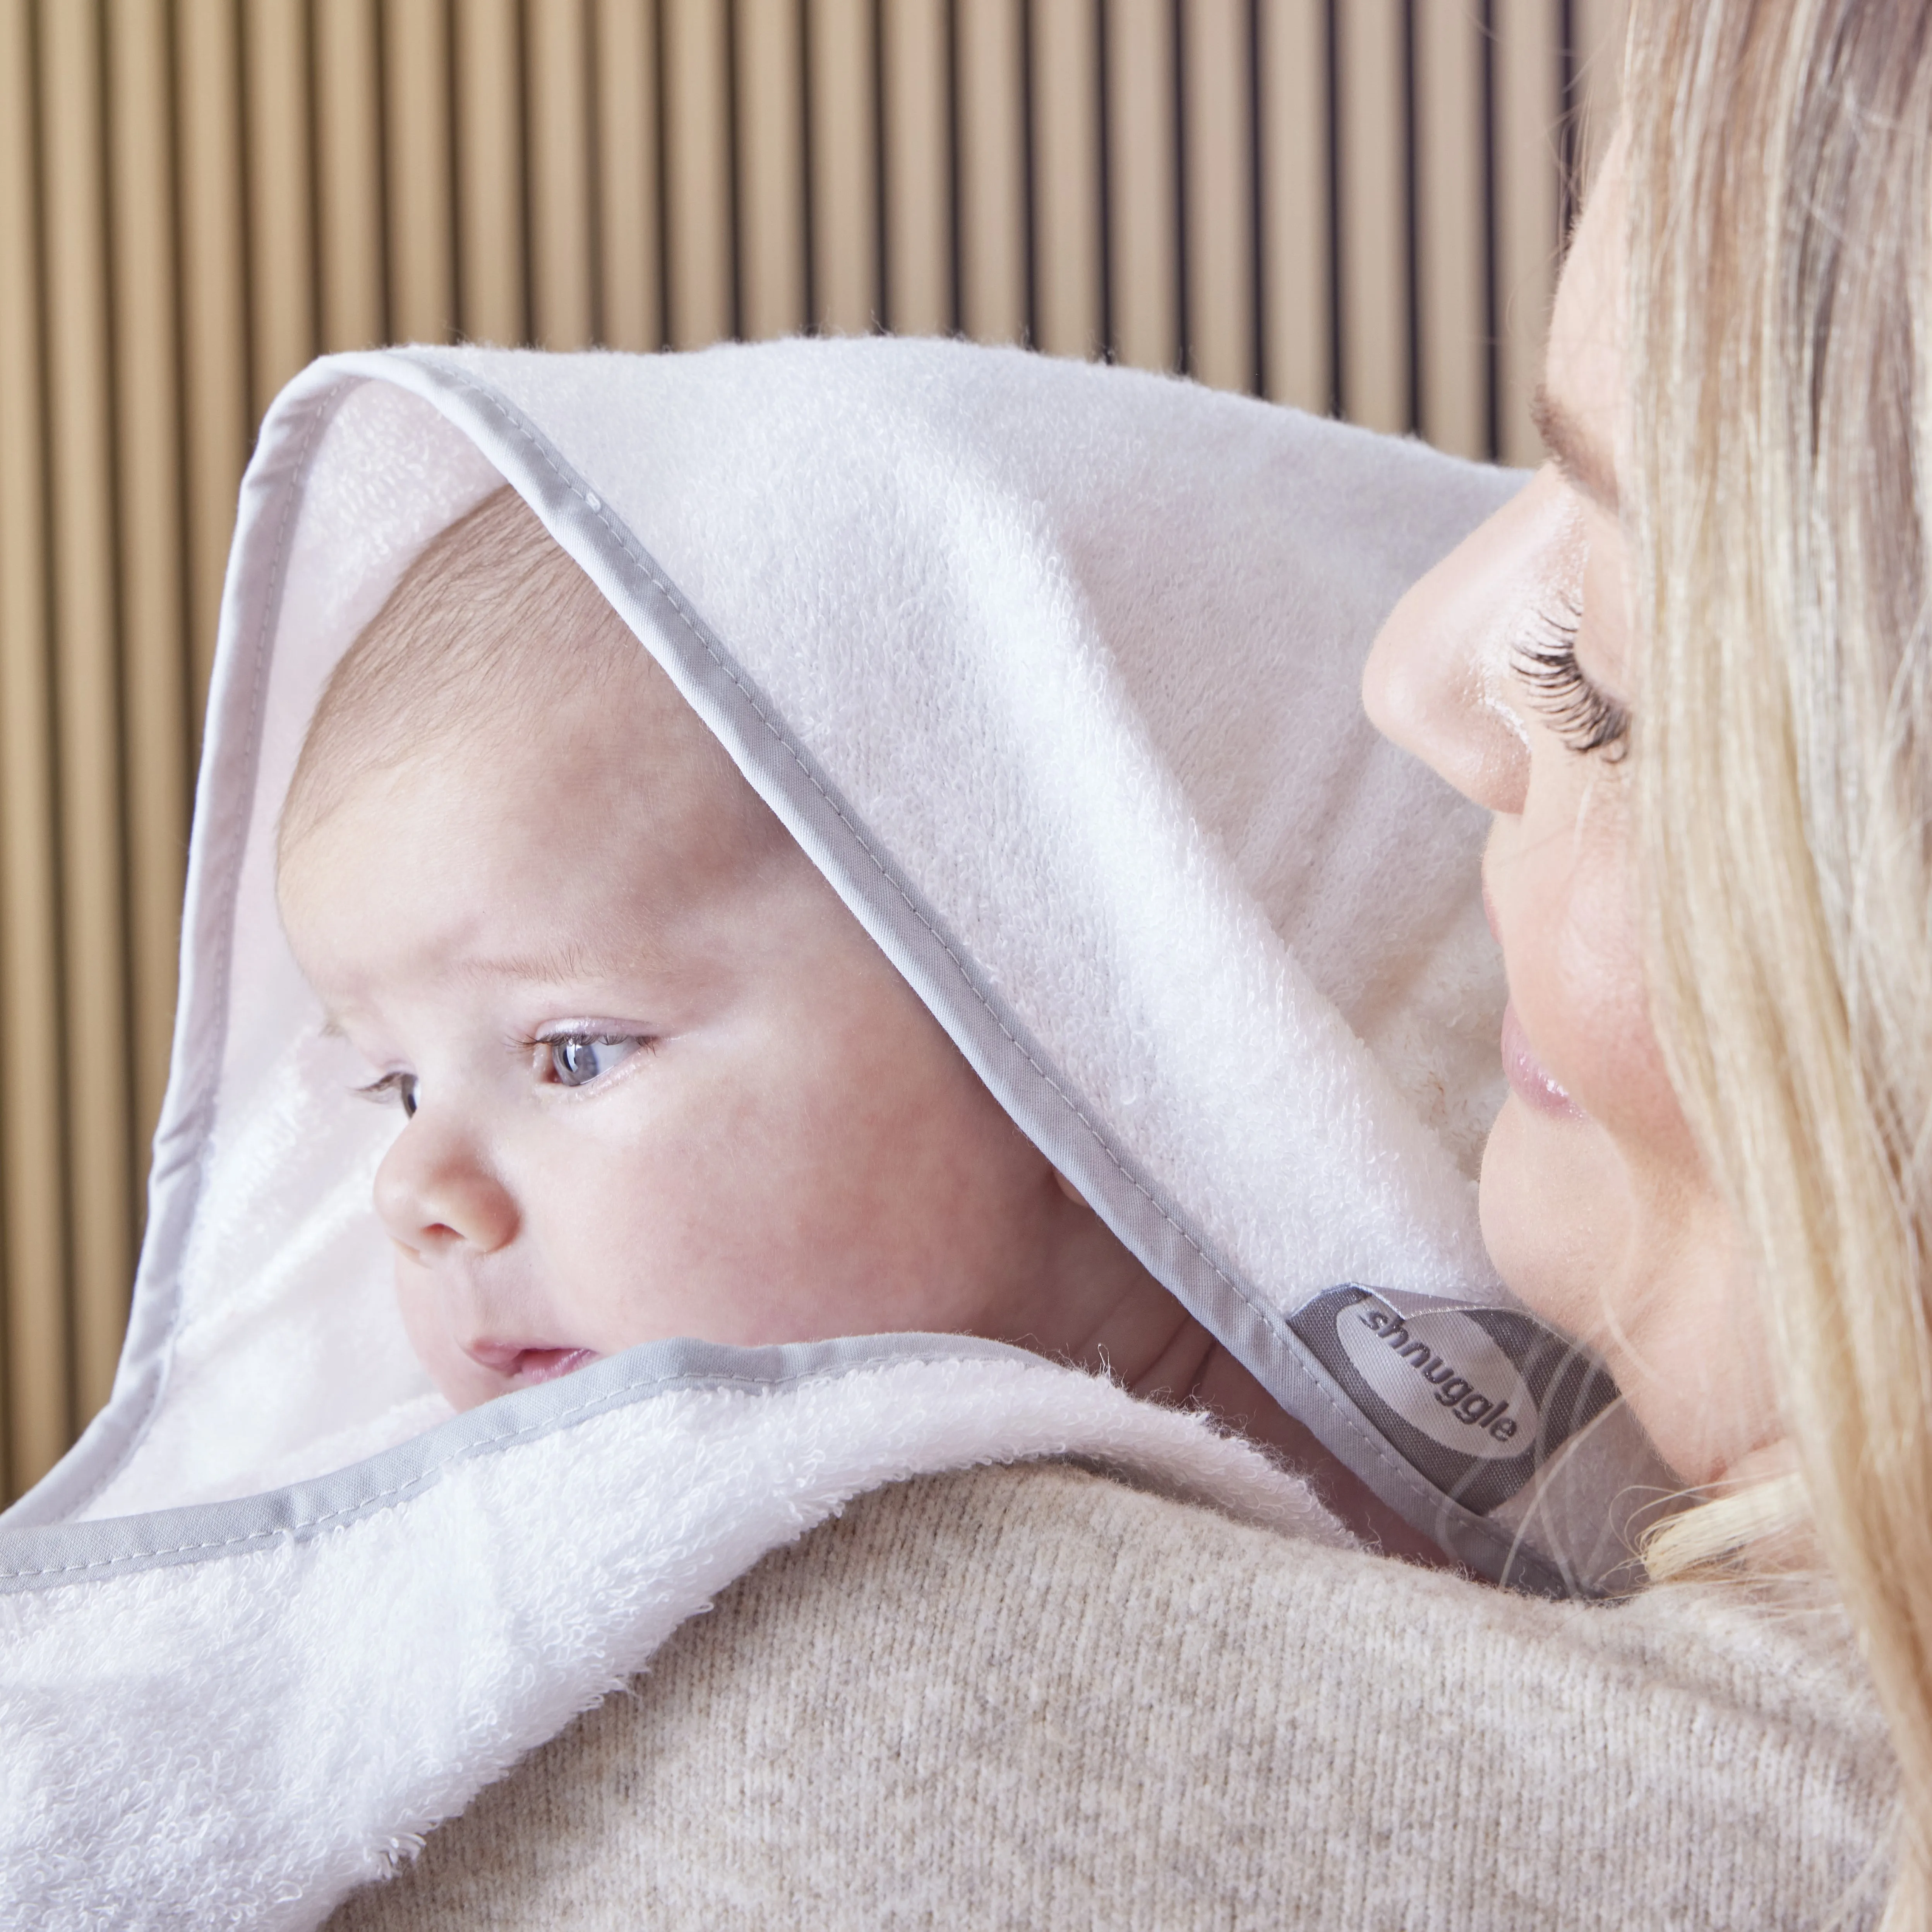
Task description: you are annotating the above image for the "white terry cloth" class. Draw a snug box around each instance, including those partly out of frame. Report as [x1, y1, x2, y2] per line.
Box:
[0, 339, 1670, 1926]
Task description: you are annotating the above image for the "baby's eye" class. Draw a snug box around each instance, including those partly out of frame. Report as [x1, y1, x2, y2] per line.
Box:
[355, 1071, 419, 1118]
[542, 1034, 643, 1089]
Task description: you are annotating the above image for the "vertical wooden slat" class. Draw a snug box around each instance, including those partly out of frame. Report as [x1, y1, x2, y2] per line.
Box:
[39, 0, 132, 1424]
[955, 0, 1027, 344]
[1181, 0, 1254, 392]
[385, 0, 456, 342]
[314, 0, 387, 350]
[1414, 0, 1485, 457]
[1255, 0, 1327, 412]
[1105, 0, 1179, 372]
[595, 0, 663, 351]
[807, 0, 878, 334]
[736, 0, 808, 340]
[0, 0, 70, 1496]
[1334, 0, 1406, 432]
[527, 0, 595, 348]
[243, 0, 317, 419]
[176, 0, 250, 719]
[1494, 0, 1560, 465]
[879, 0, 949, 336]
[107, 0, 190, 1204]
[1573, 0, 1627, 195]
[455, 0, 527, 343]
[663, 0, 735, 345]
[1029, 0, 1101, 360]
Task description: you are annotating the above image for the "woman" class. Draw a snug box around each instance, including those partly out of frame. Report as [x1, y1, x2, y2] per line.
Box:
[1377, 1, 1932, 1919]
[331, 2, 1917, 1923]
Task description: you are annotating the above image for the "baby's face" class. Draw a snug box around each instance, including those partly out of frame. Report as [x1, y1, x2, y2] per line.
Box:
[279, 678, 1070, 1411]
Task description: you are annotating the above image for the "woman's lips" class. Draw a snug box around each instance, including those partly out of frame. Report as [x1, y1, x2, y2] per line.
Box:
[1500, 1001, 1586, 1121]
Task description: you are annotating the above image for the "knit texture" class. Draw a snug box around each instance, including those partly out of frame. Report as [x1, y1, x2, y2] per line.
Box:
[332, 1462, 1893, 1932]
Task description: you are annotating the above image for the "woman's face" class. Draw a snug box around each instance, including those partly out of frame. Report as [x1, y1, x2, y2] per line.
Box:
[1363, 142, 1776, 1488]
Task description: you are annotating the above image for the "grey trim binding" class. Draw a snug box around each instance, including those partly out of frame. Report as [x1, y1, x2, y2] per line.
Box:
[0, 1333, 1034, 1596]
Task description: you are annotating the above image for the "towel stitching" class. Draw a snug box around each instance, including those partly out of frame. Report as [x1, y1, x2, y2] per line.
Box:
[0, 1353, 1065, 1580]
[420, 363, 1261, 1324]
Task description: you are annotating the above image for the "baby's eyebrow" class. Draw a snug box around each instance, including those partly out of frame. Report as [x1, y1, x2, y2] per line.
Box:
[453, 937, 614, 987]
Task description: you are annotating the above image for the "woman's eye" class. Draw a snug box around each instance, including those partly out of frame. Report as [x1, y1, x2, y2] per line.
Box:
[1513, 598, 1630, 760]
[355, 1071, 419, 1118]
[545, 1034, 642, 1088]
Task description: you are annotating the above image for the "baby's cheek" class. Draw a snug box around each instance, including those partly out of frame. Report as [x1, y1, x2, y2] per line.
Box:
[392, 1255, 494, 1411]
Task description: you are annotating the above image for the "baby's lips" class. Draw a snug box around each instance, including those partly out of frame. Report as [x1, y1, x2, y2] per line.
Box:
[462, 1338, 600, 1385]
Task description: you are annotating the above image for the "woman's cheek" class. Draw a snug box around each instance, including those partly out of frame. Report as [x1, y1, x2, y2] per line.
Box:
[1508, 763, 1685, 1155]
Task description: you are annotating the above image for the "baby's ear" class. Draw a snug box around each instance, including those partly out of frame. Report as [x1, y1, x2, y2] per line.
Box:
[1052, 1169, 1090, 1210]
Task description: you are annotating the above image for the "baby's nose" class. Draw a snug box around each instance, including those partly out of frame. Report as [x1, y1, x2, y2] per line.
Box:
[374, 1113, 519, 1257]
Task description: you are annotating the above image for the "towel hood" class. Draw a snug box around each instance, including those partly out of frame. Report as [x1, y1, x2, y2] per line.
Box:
[6, 339, 1669, 1586]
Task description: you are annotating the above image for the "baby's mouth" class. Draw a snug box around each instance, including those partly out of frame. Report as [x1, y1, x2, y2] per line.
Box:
[510, 1347, 599, 1386]
[464, 1339, 601, 1387]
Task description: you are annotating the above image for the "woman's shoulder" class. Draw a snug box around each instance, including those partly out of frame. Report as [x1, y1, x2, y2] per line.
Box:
[329, 1459, 1893, 1930]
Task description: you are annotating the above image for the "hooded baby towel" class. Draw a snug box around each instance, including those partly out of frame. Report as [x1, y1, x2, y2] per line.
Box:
[0, 338, 1671, 1928]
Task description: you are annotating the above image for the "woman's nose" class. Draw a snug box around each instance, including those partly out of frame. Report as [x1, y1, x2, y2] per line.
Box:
[1362, 467, 1572, 816]
[374, 1110, 519, 1258]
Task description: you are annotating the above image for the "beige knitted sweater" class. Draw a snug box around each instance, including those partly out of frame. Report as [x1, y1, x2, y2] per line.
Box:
[330, 1461, 1893, 1930]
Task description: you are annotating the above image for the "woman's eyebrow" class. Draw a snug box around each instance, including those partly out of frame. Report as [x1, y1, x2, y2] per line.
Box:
[1530, 382, 1620, 514]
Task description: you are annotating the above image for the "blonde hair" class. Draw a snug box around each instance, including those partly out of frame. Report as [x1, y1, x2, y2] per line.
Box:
[1623, 2, 1932, 1918]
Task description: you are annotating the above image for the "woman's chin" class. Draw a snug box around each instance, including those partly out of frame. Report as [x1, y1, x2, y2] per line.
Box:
[1477, 1092, 1630, 1346]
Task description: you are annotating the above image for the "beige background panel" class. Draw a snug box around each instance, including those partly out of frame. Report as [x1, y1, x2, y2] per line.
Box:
[315, 0, 389, 353]
[175, 0, 250, 714]
[808, 0, 879, 336]
[527, 0, 597, 351]
[1030, 0, 1102, 360]
[39, 0, 133, 1423]
[594, 0, 662, 353]
[106, 0, 190, 1179]
[1256, 0, 1327, 413]
[383, 0, 457, 344]
[0, 0, 1599, 1500]
[1105, 0, 1180, 374]
[663, 0, 734, 347]
[1183, 0, 1256, 395]
[1495, 0, 1561, 466]
[456, 0, 528, 346]
[1414, 0, 1485, 459]
[1334, 0, 1405, 434]
[0, 0, 70, 1499]
[956, 0, 1028, 345]
[245, 0, 319, 416]
[736, 0, 809, 343]
[881, 0, 950, 337]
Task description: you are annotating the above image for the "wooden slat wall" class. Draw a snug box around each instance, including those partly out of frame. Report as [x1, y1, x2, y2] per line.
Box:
[0, 0, 1626, 1504]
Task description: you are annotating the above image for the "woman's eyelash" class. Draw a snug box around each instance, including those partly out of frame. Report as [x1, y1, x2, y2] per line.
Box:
[1512, 600, 1630, 759]
[353, 1070, 418, 1118]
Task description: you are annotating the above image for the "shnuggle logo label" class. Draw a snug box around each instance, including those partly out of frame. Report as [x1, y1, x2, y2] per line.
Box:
[1335, 1299, 1539, 1463]
[1286, 1283, 1622, 1515]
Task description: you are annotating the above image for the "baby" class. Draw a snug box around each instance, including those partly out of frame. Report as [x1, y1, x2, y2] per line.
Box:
[277, 486, 1425, 1553]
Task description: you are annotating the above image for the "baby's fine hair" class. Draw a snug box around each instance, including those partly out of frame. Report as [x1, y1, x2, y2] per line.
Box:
[279, 485, 697, 869]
